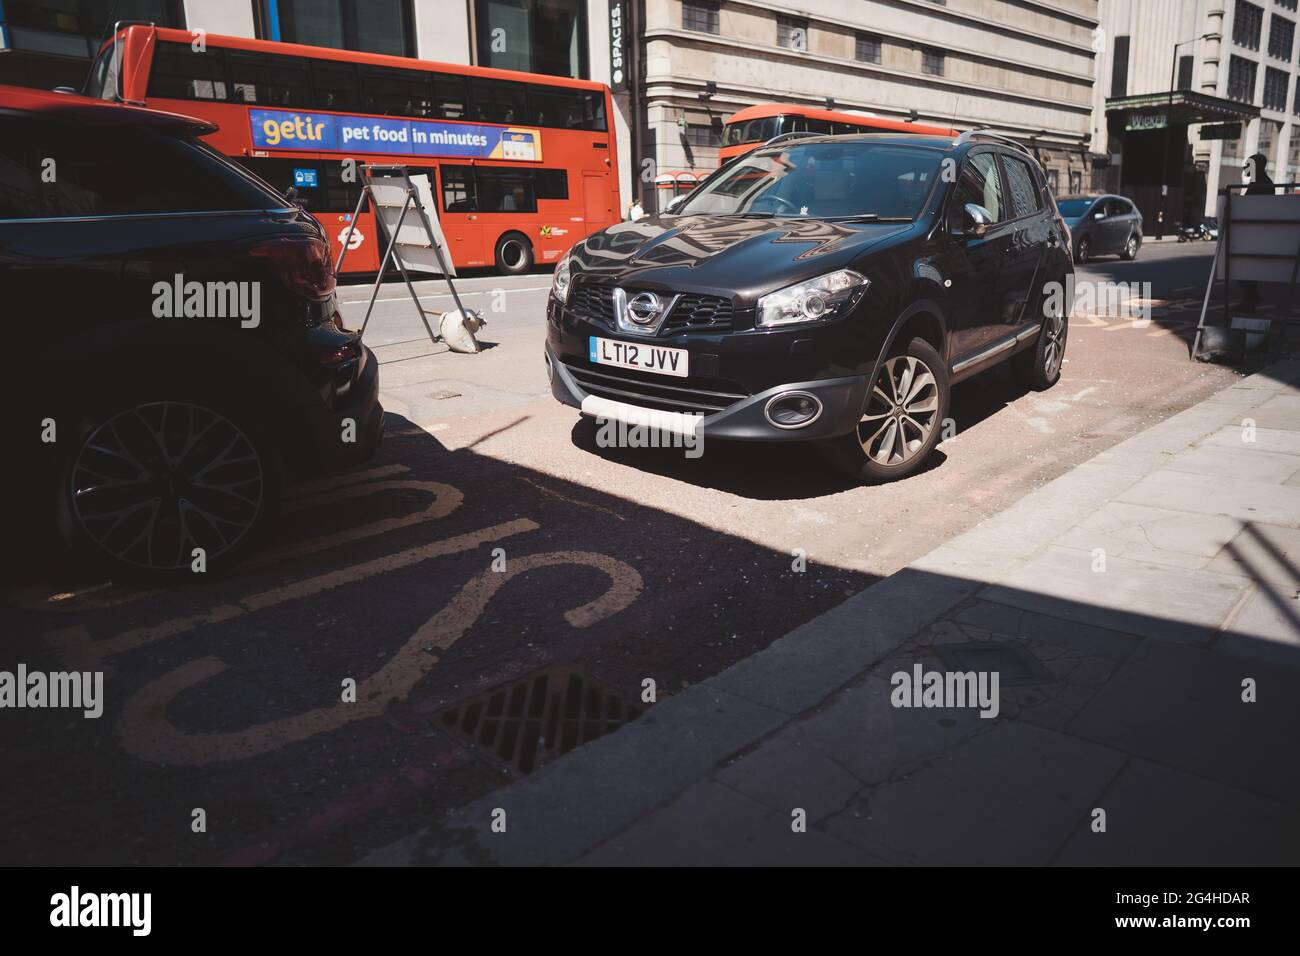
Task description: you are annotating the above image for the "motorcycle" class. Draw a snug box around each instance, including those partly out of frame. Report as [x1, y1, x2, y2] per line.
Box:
[1177, 223, 1202, 242]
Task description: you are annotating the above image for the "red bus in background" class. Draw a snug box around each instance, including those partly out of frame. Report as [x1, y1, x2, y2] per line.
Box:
[88, 25, 620, 276]
[719, 103, 957, 165]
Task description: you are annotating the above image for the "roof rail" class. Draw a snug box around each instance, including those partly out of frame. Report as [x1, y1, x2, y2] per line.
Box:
[761, 130, 825, 148]
[953, 129, 1034, 157]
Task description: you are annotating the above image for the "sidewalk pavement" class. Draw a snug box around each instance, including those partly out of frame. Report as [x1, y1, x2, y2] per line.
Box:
[365, 356, 1300, 866]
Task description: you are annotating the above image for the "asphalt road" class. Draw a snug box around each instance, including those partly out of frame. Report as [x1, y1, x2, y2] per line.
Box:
[3, 239, 1242, 864]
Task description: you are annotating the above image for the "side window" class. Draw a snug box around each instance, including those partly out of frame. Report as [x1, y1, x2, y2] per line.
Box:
[954, 152, 1004, 221]
[477, 169, 536, 213]
[1001, 155, 1041, 219]
[361, 66, 433, 118]
[474, 79, 530, 124]
[441, 165, 476, 212]
[0, 119, 47, 218]
[33, 122, 276, 216]
[229, 50, 312, 107]
[147, 42, 230, 101]
[311, 59, 359, 112]
[432, 74, 469, 120]
[535, 169, 569, 200]
[1107, 199, 1130, 217]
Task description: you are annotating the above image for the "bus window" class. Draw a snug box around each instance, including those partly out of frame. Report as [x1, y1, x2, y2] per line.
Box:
[535, 169, 569, 200]
[229, 50, 312, 107]
[474, 79, 529, 124]
[311, 59, 359, 112]
[582, 90, 608, 132]
[431, 73, 469, 119]
[477, 169, 536, 212]
[441, 166, 477, 212]
[530, 84, 584, 129]
[361, 65, 433, 117]
[148, 43, 229, 101]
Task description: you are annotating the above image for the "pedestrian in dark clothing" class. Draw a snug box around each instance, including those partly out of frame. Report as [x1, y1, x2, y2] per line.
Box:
[1239, 153, 1275, 312]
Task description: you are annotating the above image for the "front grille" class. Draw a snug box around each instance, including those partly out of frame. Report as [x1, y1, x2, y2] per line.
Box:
[564, 360, 749, 415]
[569, 281, 614, 325]
[663, 293, 734, 333]
[567, 280, 735, 335]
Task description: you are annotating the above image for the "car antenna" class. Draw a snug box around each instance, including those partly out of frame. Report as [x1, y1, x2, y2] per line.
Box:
[81, 0, 122, 95]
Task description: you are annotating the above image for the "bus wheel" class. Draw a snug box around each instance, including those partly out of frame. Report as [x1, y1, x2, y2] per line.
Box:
[495, 233, 534, 275]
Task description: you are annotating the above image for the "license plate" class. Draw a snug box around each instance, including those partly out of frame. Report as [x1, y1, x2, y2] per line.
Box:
[589, 336, 688, 378]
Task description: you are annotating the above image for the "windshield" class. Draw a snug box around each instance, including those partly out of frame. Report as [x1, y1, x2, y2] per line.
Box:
[1056, 198, 1095, 217]
[676, 142, 942, 219]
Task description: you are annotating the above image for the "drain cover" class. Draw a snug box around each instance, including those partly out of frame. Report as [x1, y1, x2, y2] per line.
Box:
[437, 666, 641, 774]
[933, 642, 1055, 687]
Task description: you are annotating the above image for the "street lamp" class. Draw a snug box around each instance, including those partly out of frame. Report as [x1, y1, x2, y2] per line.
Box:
[1159, 32, 1220, 237]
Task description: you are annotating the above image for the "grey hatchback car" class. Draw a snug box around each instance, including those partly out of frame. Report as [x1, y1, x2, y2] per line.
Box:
[1056, 194, 1143, 264]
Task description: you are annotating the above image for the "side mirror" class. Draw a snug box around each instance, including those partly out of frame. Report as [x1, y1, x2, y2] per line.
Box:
[664, 194, 687, 214]
[284, 185, 301, 205]
[961, 203, 994, 238]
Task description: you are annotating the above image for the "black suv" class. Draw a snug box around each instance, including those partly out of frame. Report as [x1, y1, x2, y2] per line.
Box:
[545, 132, 1071, 481]
[3, 86, 383, 579]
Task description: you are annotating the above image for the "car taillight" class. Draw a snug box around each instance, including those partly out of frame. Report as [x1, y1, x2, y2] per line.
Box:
[249, 236, 336, 300]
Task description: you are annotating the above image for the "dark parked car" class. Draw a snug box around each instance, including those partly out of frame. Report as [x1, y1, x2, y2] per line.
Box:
[545, 131, 1072, 482]
[1056, 194, 1143, 263]
[3, 85, 382, 579]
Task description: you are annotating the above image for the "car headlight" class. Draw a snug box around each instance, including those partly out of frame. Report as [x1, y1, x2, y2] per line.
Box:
[756, 269, 868, 328]
[551, 254, 573, 304]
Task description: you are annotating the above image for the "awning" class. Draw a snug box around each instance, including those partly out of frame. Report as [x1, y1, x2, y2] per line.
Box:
[1105, 89, 1259, 129]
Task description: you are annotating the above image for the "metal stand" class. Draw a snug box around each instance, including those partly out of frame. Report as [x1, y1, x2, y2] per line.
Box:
[335, 165, 481, 350]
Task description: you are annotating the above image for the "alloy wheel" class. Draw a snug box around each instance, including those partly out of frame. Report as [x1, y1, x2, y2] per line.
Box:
[70, 402, 265, 571]
[1042, 306, 1066, 378]
[858, 355, 940, 466]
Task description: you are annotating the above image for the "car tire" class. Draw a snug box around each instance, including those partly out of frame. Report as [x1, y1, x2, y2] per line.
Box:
[1074, 236, 1091, 264]
[494, 233, 534, 275]
[821, 336, 950, 484]
[1119, 232, 1140, 260]
[55, 393, 284, 583]
[1013, 294, 1068, 391]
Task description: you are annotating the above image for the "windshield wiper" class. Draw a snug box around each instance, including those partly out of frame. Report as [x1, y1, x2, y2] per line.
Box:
[732, 211, 777, 217]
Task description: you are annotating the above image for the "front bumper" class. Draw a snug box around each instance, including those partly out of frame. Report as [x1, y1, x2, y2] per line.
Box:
[546, 340, 867, 441]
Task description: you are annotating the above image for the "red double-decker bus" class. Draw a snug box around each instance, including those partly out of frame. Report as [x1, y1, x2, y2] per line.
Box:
[719, 103, 957, 165]
[87, 24, 620, 275]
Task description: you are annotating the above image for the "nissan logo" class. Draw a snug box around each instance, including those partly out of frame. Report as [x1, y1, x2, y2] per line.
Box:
[626, 291, 662, 326]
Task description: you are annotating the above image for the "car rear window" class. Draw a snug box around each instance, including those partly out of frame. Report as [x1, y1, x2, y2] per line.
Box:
[0, 116, 284, 219]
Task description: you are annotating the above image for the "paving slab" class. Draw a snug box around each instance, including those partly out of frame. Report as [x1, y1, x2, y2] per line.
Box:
[1053, 757, 1300, 866]
[821, 721, 1125, 866]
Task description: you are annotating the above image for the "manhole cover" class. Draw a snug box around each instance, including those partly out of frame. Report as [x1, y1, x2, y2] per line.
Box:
[934, 641, 1055, 687]
[437, 666, 641, 774]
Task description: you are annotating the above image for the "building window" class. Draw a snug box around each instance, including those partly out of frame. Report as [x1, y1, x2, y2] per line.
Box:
[475, 0, 588, 78]
[1233, 1, 1264, 51]
[3, 0, 184, 59]
[1070, 171, 1082, 194]
[855, 33, 882, 64]
[1295, 81, 1300, 114]
[1269, 15, 1295, 59]
[1264, 66, 1290, 110]
[268, 0, 414, 57]
[1281, 0, 1299, 11]
[776, 15, 808, 51]
[921, 46, 945, 76]
[1227, 55, 1258, 101]
[682, 1, 720, 34]
[1110, 35, 1130, 97]
[684, 123, 721, 147]
[1258, 119, 1279, 162]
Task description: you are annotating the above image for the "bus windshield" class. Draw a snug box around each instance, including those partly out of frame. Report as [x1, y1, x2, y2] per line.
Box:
[676, 142, 942, 220]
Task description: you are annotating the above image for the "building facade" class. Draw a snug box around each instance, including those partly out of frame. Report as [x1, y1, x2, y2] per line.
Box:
[640, 0, 1099, 207]
[1093, 0, 1297, 225]
[3, 1, 1100, 216]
